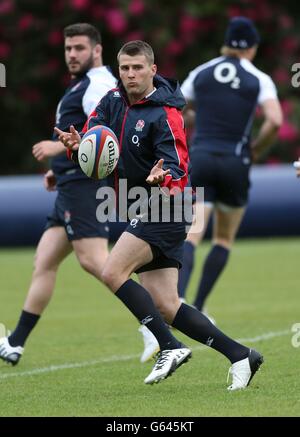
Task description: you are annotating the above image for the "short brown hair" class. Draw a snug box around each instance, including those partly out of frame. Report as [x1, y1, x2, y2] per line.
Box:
[64, 23, 101, 45]
[117, 40, 154, 64]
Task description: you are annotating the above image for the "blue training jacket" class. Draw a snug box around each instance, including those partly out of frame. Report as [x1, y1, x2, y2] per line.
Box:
[83, 74, 189, 197]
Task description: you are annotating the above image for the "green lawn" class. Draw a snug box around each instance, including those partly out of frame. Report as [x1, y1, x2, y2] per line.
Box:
[0, 238, 299, 417]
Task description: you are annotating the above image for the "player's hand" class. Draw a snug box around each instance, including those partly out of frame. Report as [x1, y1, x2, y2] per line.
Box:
[32, 141, 63, 161]
[146, 159, 171, 185]
[54, 125, 81, 151]
[44, 169, 57, 192]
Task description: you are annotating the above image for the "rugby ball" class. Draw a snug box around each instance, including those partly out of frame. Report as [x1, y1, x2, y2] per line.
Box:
[78, 125, 119, 179]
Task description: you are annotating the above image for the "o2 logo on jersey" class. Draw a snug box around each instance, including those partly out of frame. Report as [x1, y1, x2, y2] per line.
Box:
[132, 134, 140, 147]
[213, 62, 240, 89]
[130, 218, 139, 228]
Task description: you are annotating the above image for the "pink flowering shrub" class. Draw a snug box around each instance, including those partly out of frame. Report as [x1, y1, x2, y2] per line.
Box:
[0, 0, 299, 173]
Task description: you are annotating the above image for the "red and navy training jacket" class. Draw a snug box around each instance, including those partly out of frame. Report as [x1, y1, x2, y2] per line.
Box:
[82, 74, 189, 198]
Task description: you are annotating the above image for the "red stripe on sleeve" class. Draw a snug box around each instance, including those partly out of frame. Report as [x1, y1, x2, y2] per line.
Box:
[66, 148, 72, 160]
[160, 106, 189, 194]
[82, 108, 98, 133]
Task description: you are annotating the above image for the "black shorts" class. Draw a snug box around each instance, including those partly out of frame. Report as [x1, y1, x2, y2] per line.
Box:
[45, 179, 109, 241]
[125, 217, 187, 273]
[190, 151, 251, 207]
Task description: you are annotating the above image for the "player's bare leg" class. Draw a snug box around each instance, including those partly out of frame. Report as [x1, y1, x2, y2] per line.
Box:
[24, 227, 72, 314]
[0, 227, 71, 365]
[72, 237, 109, 281]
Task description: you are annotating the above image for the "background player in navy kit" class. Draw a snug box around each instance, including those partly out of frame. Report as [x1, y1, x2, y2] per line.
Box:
[0, 23, 117, 364]
[56, 40, 264, 390]
[178, 17, 283, 315]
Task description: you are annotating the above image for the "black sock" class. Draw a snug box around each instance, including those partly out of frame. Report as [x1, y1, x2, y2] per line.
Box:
[115, 279, 181, 351]
[9, 310, 40, 347]
[172, 303, 249, 363]
[193, 245, 229, 310]
[178, 241, 195, 298]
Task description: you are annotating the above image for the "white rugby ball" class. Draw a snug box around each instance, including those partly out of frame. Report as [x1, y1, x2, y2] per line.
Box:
[78, 125, 119, 180]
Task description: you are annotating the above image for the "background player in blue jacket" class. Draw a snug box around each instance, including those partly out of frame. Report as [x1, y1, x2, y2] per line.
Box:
[178, 17, 283, 318]
[56, 40, 263, 390]
[0, 23, 116, 365]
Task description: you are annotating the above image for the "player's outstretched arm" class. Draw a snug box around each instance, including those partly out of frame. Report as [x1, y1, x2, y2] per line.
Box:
[32, 140, 66, 161]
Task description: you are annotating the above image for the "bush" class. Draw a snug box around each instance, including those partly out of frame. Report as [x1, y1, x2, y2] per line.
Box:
[1, 0, 299, 174]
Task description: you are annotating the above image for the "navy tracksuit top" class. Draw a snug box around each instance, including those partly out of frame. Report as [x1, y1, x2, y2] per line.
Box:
[83, 74, 189, 197]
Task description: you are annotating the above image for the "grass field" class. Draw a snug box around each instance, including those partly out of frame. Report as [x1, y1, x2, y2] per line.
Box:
[0, 238, 299, 417]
